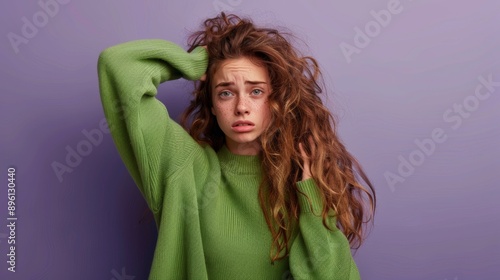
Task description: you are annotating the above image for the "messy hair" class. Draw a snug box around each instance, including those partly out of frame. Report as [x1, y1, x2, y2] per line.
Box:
[181, 12, 376, 262]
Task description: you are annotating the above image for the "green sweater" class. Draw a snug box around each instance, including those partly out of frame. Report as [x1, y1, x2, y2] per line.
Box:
[97, 39, 360, 280]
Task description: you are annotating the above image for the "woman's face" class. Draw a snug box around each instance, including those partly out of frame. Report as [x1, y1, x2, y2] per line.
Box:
[211, 57, 272, 155]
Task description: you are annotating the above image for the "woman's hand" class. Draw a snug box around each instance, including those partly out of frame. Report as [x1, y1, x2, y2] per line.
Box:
[200, 73, 207, 81]
[199, 45, 208, 82]
[298, 137, 315, 181]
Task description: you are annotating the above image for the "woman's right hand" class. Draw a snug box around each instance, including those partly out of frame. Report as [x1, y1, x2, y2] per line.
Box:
[200, 73, 207, 82]
[199, 45, 208, 81]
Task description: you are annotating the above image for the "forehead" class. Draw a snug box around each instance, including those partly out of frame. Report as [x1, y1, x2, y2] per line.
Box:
[212, 57, 269, 82]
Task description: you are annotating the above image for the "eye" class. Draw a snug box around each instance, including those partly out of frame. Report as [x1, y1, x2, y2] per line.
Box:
[218, 91, 233, 98]
[251, 89, 263, 95]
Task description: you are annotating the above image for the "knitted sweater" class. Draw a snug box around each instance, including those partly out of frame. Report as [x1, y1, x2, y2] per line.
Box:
[97, 39, 360, 280]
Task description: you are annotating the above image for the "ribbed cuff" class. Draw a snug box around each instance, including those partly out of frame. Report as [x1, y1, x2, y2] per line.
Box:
[296, 178, 323, 214]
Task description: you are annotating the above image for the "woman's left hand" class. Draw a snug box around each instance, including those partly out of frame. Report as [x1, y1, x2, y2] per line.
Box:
[298, 138, 314, 181]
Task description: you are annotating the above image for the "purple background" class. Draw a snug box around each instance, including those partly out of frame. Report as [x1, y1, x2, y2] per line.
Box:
[1, 0, 499, 279]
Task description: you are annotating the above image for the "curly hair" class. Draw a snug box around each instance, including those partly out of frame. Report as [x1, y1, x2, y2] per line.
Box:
[181, 12, 376, 263]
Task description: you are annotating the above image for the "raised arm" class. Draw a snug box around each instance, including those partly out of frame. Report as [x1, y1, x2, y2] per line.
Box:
[289, 178, 361, 280]
[97, 39, 208, 213]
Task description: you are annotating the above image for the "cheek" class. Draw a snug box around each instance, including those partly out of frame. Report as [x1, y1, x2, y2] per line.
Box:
[213, 105, 231, 121]
[259, 100, 272, 124]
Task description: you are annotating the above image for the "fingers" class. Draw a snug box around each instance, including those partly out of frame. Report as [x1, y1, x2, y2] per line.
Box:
[306, 136, 315, 156]
[199, 45, 208, 82]
[299, 141, 312, 181]
[299, 137, 315, 159]
[298, 142, 308, 162]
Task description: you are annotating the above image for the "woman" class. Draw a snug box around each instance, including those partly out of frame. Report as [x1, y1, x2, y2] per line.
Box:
[98, 12, 375, 280]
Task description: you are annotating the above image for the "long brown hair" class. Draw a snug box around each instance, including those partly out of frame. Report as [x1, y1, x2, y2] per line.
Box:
[181, 13, 376, 263]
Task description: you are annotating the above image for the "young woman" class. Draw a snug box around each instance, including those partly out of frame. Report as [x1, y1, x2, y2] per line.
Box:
[98, 13, 375, 280]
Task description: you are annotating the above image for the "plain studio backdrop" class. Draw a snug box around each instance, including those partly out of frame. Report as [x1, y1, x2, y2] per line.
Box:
[1, 0, 499, 279]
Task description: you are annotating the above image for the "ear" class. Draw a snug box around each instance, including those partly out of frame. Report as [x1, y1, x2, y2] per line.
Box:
[211, 106, 216, 116]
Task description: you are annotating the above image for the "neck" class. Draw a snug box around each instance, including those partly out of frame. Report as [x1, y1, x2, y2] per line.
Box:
[225, 138, 261, 155]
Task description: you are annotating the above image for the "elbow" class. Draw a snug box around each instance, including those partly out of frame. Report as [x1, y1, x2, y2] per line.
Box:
[97, 44, 125, 71]
[97, 47, 114, 70]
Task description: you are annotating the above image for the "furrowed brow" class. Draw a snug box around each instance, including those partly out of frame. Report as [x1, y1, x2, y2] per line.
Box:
[214, 82, 234, 89]
[214, 81, 267, 88]
[245, 81, 267, 85]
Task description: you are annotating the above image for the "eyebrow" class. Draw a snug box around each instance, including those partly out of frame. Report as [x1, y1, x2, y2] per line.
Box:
[214, 81, 267, 89]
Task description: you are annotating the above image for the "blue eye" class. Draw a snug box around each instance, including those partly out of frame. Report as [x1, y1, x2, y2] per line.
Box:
[251, 89, 263, 95]
[219, 91, 232, 97]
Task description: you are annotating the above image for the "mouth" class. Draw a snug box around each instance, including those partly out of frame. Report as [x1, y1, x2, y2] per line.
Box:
[231, 121, 255, 127]
[233, 123, 253, 127]
[231, 121, 255, 132]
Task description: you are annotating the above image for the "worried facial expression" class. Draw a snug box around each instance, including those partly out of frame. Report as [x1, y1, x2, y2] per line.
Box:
[211, 57, 272, 155]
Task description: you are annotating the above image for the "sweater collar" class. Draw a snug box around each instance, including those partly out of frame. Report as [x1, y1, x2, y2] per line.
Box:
[217, 145, 263, 175]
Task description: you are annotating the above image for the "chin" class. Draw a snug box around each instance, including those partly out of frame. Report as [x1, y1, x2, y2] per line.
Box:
[229, 134, 259, 145]
[233, 137, 257, 144]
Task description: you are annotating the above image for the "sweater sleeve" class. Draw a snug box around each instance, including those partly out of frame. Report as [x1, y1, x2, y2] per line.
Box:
[97, 39, 208, 213]
[289, 178, 361, 280]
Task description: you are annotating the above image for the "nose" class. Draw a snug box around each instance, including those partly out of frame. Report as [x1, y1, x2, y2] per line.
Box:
[235, 96, 249, 115]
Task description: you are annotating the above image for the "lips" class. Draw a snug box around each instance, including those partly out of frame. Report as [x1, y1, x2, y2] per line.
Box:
[231, 120, 255, 133]
[232, 120, 255, 127]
